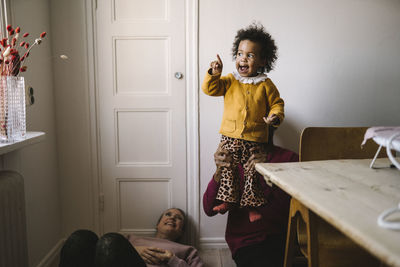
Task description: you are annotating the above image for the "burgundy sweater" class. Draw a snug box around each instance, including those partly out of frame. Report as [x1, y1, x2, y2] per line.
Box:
[202, 146, 299, 257]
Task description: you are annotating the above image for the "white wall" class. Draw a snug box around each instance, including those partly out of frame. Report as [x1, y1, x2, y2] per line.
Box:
[50, 0, 97, 235]
[5, 0, 97, 265]
[7, 0, 62, 265]
[199, 0, 400, 246]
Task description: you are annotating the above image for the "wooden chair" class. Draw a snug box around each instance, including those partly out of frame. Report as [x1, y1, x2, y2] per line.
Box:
[284, 127, 386, 267]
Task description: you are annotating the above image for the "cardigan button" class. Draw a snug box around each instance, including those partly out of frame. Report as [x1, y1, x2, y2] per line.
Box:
[247, 91, 250, 94]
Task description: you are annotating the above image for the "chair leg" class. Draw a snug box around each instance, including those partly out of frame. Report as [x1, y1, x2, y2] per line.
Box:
[306, 209, 319, 267]
[284, 205, 297, 267]
[285, 198, 319, 267]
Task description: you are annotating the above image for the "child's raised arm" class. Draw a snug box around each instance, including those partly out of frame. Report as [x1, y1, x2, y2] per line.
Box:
[209, 54, 223, 75]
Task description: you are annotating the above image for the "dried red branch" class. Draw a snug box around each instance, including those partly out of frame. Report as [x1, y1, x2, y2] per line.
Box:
[2, 25, 46, 76]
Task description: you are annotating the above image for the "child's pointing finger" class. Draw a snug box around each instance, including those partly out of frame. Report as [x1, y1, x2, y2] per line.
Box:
[216, 54, 223, 65]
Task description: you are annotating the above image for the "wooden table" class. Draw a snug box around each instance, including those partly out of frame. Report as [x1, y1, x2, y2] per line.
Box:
[256, 158, 400, 267]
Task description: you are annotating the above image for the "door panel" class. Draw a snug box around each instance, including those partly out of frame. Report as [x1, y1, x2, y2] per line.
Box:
[96, 0, 186, 235]
[113, 0, 168, 21]
[116, 110, 170, 165]
[114, 37, 169, 94]
[117, 178, 171, 232]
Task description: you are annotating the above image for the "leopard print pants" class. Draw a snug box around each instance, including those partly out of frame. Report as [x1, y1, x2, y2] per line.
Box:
[216, 135, 266, 207]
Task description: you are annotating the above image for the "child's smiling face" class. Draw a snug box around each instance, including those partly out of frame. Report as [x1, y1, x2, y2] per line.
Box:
[235, 40, 266, 77]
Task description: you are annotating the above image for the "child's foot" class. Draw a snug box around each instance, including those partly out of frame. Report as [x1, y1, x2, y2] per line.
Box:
[213, 202, 231, 214]
[249, 209, 262, 222]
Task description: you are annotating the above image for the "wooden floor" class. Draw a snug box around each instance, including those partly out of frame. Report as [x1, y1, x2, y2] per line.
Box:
[198, 248, 236, 267]
[198, 248, 309, 267]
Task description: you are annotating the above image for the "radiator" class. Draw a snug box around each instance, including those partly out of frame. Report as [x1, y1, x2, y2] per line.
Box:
[0, 171, 28, 267]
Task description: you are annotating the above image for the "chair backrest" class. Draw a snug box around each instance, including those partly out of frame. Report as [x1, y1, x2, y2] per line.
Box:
[299, 127, 385, 162]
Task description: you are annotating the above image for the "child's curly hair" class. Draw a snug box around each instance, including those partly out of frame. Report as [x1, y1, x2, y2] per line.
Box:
[232, 23, 278, 73]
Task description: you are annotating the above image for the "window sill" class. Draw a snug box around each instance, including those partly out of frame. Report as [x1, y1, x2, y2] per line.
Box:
[0, 132, 46, 156]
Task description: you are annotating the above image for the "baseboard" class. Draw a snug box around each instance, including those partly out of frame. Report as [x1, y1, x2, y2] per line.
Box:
[36, 238, 65, 267]
[199, 237, 229, 249]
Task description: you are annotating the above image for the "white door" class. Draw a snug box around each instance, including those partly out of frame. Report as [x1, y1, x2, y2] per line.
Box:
[96, 0, 187, 235]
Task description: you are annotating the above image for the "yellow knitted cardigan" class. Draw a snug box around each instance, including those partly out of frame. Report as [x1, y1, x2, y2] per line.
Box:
[202, 71, 284, 143]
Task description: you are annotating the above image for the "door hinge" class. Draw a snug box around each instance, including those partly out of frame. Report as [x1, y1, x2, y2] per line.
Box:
[99, 193, 104, 212]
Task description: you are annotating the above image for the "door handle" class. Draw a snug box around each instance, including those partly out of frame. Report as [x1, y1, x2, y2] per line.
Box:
[174, 72, 183, 79]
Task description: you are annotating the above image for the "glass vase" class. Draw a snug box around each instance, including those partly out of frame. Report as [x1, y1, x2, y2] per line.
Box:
[0, 76, 26, 143]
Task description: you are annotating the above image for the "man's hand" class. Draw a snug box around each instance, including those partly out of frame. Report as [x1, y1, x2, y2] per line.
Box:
[213, 141, 232, 182]
[244, 147, 268, 170]
[135, 246, 171, 265]
[210, 54, 223, 75]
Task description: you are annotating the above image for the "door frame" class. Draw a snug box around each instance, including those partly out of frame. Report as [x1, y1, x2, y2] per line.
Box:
[85, 0, 200, 245]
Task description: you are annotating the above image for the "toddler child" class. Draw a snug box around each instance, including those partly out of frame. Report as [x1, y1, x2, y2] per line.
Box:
[202, 23, 284, 222]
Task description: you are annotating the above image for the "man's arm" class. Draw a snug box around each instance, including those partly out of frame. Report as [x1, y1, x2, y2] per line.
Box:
[203, 177, 220, 216]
